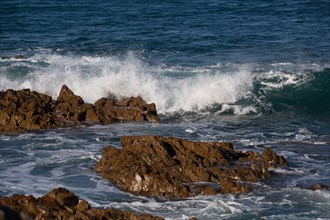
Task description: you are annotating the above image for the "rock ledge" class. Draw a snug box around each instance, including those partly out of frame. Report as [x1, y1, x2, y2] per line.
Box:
[95, 135, 287, 199]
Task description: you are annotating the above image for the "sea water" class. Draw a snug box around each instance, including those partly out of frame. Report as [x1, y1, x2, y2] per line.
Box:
[0, 0, 329, 219]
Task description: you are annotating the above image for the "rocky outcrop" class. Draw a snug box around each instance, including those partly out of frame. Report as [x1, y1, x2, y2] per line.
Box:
[0, 88, 54, 132]
[0, 85, 160, 132]
[95, 136, 287, 199]
[0, 187, 163, 220]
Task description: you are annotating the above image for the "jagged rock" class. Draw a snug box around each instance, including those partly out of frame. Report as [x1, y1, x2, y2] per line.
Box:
[57, 85, 84, 105]
[0, 85, 160, 132]
[0, 187, 164, 220]
[262, 147, 287, 167]
[95, 136, 287, 199]
[0, 89, 54, 132]
[93, 96, 160, 123]
[53, 85, 87, 124]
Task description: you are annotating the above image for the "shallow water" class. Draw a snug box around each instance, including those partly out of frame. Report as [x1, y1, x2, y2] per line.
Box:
[1, 119, 329, 219]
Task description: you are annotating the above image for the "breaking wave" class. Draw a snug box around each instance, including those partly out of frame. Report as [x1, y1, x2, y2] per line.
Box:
[1, 52, 329, 116]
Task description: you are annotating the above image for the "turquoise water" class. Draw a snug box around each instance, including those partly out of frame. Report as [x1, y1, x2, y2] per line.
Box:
[1, 0, 329, 219]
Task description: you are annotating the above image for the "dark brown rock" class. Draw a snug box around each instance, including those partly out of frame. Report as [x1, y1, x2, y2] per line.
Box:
[57, 85, 84, 105]
[115, 97, 160, 123]
[262, 147, 288, 167]
[41, 187, 79, 209]
[83, 103, 101, 123]
[307, 183, 329, 191]
[0, 89, 54, 132]
[0, 205, 31, 220]
[14, 54, 26, 59]
[53, 85, 86, 124]
[0, 188, 164, 220]
[95, 136, 287, 199]
[75, 200, 90, 211]
[94, 96, 160, 123]
[0, 85, 160, 133]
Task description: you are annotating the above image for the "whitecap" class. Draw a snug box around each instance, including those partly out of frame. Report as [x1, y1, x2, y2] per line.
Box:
[185, 127, 197, 134]
[0, 52, 256, 114]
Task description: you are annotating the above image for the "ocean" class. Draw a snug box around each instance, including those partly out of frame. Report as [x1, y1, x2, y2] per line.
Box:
[0, 0, 329, 219]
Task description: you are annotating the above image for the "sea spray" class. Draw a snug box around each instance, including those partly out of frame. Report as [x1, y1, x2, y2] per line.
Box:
[1, 52, 329, 115]
[0, 53, 256, 113]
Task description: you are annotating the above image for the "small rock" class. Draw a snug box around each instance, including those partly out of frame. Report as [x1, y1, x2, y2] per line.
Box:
[75, 200, 90, 211]
[201, 185, 218, 195]
[308, 183, 329, 191]
[262, 147, 287, 167]
[56, 85, 84, 105]
[42, 187, 79, 208]
[14, 54, 26, 59]
[0, 188, 163, 220]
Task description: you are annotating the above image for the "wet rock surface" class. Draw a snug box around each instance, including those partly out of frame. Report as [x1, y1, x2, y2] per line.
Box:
[0, 85, 160, 132]
[95, 135, 287, 199]
[0, 187, 163, 220]
[307, 183, 329, 191]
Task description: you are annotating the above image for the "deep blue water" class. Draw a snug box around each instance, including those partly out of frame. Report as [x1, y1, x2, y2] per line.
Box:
[1, 0, 330, 219]
[1, 0, 329, 64]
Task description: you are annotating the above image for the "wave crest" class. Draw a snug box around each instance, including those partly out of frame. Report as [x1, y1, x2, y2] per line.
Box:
[1, 52, 329, 116]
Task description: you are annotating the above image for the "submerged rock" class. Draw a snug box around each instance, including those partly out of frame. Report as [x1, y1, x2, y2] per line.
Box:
[14, 54, 26, 59]
[0, 85, 160, 132]
[95, 136, 287, 199]
[307, 183, 329, 191]
[0, 187, 163, 220]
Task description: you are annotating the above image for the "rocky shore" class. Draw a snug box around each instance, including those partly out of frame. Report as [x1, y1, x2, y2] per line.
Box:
[1, 86, 302, 219]
[0, 85, 159, 133]
[0, 188, 163, 220]
[95, 135, 288, 199]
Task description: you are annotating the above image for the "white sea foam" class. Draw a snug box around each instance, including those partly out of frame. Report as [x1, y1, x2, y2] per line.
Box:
[270, 167, 308, 176]
[258, 69, 312, 91]
[217, 104, 258, 115]
[1, 53, 323, 116]
[185, 127, 197, 134]
[106, 195, 250, 220]
[0, 53, 258, 114]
